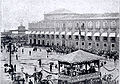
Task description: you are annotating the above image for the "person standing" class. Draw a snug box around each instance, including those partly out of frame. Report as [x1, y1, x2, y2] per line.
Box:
[22, 49, 24, 54]
[50, 64, 52, 72]
[38, 71, 43, 82]
[29, 79, 33, 84]
[38, 59, 41, 67]
[29, 51, 31, 56]
[33, 73, 37, 84]
[25, 73, 29, 82]
[14, 65, 16, 72]
[16, 54, 18, 60]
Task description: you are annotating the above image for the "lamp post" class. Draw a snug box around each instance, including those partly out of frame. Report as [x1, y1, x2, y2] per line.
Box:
[8, 42, 12, 65]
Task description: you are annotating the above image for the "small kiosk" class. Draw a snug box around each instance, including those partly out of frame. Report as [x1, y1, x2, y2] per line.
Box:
[56, 50, 104, 84]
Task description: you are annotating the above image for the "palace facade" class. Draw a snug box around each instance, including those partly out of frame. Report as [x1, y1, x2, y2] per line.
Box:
[28, 9, 119, 52]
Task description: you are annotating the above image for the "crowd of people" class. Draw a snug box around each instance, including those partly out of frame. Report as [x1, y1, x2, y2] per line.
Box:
[46, 45, 78, 54]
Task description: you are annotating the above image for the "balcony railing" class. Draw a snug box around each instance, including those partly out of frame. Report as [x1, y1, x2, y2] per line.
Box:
[58, 72, 100, 83]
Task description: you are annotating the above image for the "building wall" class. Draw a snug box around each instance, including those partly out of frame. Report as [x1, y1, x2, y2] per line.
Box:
[28, 13, 119, 52]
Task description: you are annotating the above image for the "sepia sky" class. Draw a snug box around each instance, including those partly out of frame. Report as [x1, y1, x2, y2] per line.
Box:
[1, 0, 119, 31]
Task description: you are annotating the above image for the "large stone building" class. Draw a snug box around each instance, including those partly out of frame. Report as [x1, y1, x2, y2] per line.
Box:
[28, 9, 119, 52]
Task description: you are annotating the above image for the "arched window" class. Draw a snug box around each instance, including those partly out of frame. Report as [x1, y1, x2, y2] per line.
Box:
[77, 23, 79, 27]
[111, 20, 116, 28]
[63, 23, 65, 28]
[81, 23, 85, 28]
[103, 21, 108, 28]
[88, 21, 93, 28]
[96, 21, 100, 28]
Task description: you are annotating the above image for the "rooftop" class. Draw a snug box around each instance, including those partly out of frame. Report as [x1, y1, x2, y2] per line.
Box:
[53, 50, 105, 63]
[46, 8, 73, 14]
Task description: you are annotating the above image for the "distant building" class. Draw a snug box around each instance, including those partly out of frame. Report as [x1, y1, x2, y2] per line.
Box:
[1, 24, 28, 44]
[28, 8, 119, 52]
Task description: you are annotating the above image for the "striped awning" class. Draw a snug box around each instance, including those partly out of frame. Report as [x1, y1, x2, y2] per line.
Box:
[49, 31, 54, 35]
[45, 31, 49, 34]
[55, 32, 59, 35]
[86, 32, 92, 36]
[66, 32, 72, 35]
[60, 31, 65, 35]
[31, 31, 36, 34]
[101, 32, 107, 37]
[117, 34, 119, 37]
[36, 31, 40, 34]
[73, 32, 79, 35]
[25, 31, 31, 34]
[109, 33, 116, 37]
[93, 32, 100, 36]
[40, 31, 45, 34]
[81, 32, 85, 36]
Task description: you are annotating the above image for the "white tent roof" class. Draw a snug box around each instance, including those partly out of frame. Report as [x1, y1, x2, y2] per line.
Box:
[93, 32, 100, 36]
[66, 32, 72, 35]
[45, 31, 49, 34]
[25, 31, 31, 34]
[49, 31, 54, 34]
[36, 31, 40, 34]
[109, 33, 116, 37]
[81, 32, 85, 36]
[86, 32, 92, 36]
[41, 31, 45, 34]
[31, 31, 36, 34]
[60, 31, 65, 35]
[73, 32, 79, 35]
[55, 32, 59, 35]
[101, 32, 108, 37]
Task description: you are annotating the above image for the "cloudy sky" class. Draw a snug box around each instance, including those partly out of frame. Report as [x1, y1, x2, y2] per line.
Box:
[1, 0, 119, 31]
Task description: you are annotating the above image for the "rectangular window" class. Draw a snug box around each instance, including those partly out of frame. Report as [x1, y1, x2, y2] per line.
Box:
[51, 35, 54, 39]
[95, 36, 100, 41]
[88, 36, 92, 40]
[69, 35, 72, 39]
[42, 35, 45, 38]
[34, 35, 36, 38]
[38, 34, 41, 38]
[76, 42, 78, 45]
[112, 44, 115, 47]
[81, 36, 85, 40]
[29, 35, 32, 38]
[75, 35, 79, 40]
[62, 35, 65, 39]
[96, 43, 99, 46]
[110, 37, 116, 42]
[56, 35, 59, 39]
[82, 42, 84, 45]
[46, 35, 49, 38]
[89, 43, 91, 46]
[103, 37, 108, 41]
[104, 44, 107, 47]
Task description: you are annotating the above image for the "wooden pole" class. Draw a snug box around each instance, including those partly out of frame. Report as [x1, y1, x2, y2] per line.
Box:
[9, 42, 12, 65]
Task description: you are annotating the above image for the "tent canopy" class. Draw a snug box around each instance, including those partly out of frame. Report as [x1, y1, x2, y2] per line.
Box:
[101, 32, 107, 37]
[53, 50, 105, 63]
[109, 33, 116, 37]
[55, 32, 59, 35]
[86, 32, 92, 36]
[36, 31, 41, 34]
[49, 31, 54, 35]
[81, 32, 85, 36]
[66, 32, 72, 35]
[73, 32, 79, 35]
[93, 32, 100, 36]
[60, 31, 65, 35]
